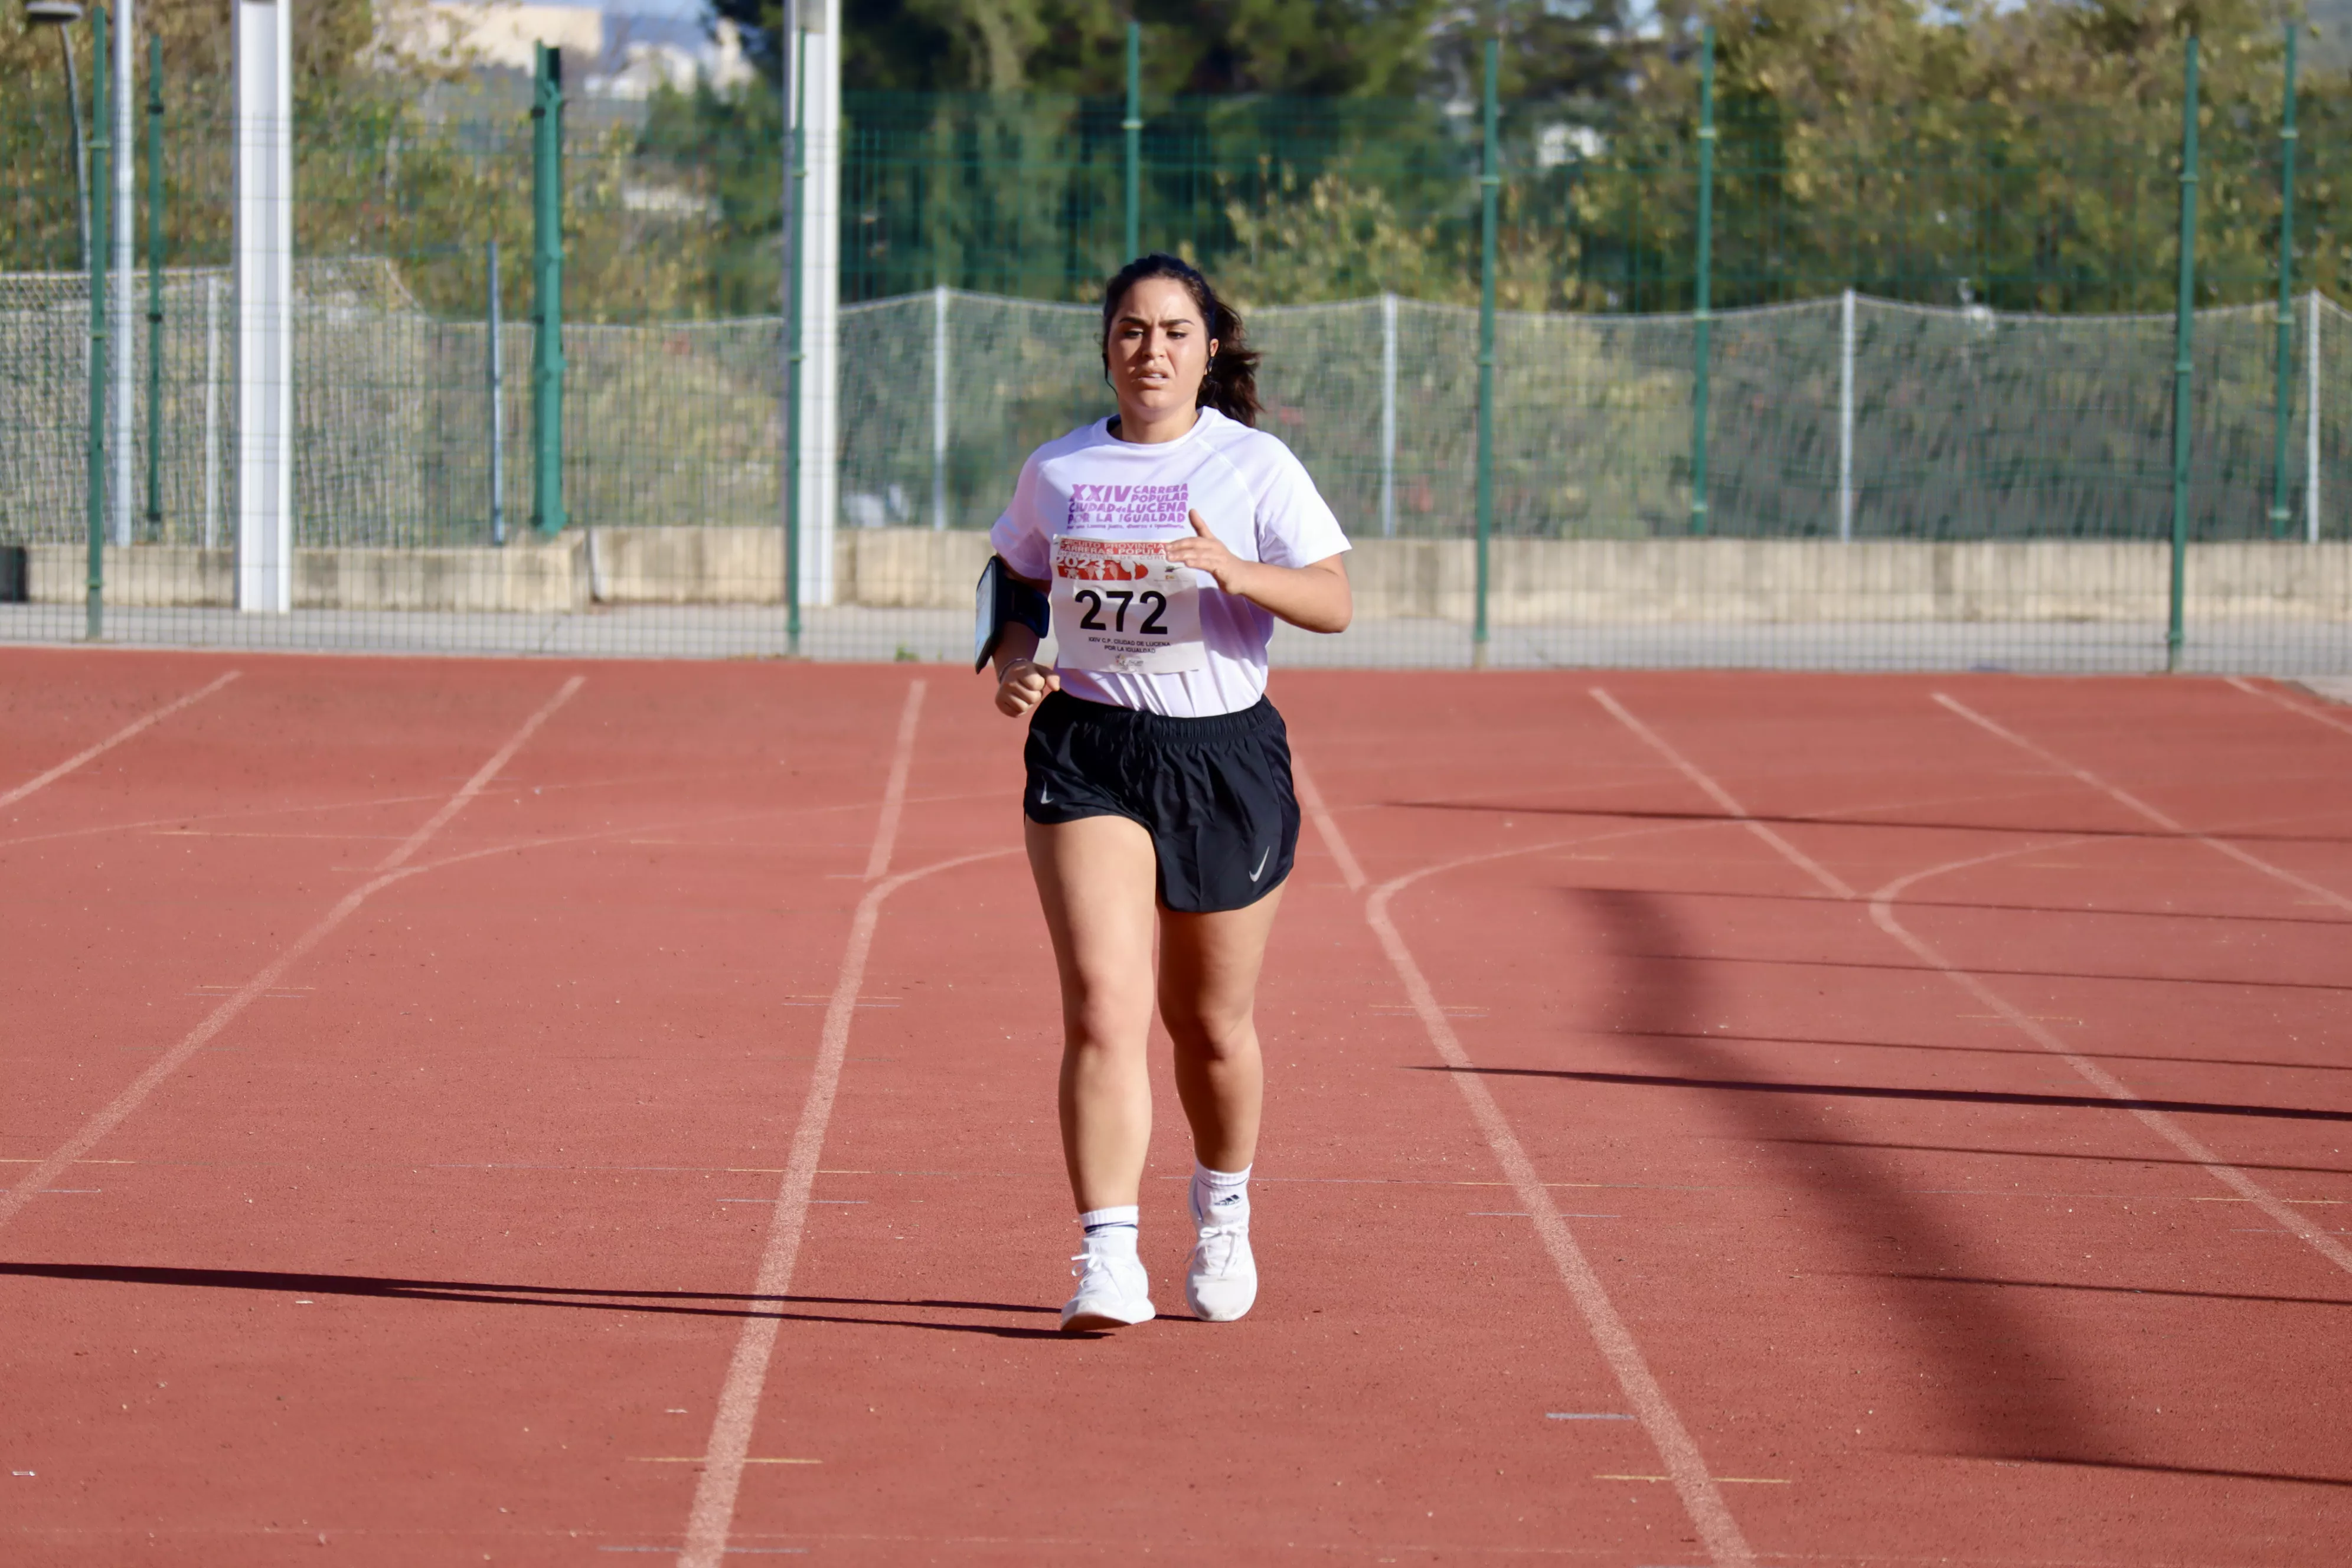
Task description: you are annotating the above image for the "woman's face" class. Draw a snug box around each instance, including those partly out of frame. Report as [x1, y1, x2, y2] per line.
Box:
[1105, 277, 1219, 424]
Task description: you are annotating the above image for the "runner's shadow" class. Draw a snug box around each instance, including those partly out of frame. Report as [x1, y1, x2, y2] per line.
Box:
[0, 1262, 1066, 1340]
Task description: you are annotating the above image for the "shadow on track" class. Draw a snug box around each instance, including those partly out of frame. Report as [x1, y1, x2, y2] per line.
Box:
[0, 1262, 1067, 1338]
[1422, 1064, 2352, 1124]
[1387, 798, 2352, 850]
[1865, 1271, 2352, 1311]
[1553, 886, 2107, 1457]
[1759, 1135, 2352, 1180]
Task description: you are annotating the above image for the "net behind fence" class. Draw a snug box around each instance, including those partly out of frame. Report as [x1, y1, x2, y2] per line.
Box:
[2, 275, 2346, 672]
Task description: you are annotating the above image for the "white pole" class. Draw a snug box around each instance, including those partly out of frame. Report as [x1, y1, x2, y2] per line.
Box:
[201, 273, 220, 550]
[1838, 287, 1856, 543]
[1379, 290, 1397, 537]
[932, 283, 949, 530]
[2309, 288, 2322, 544]
[112, 0, 135, 546]
[235, 0, 293, 612]
[793, 0, 842, 603]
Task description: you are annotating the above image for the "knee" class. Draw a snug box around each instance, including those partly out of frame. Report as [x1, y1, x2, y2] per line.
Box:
[1165, 1001, 1256, 1063]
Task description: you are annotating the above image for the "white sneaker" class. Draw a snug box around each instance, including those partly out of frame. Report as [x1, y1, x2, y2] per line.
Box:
[1060, 1244, 1155, 1332]
[1185, 1191, 1258, 1322]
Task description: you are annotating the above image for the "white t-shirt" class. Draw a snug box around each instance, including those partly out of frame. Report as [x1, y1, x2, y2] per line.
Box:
[989, 407, 1350, 717]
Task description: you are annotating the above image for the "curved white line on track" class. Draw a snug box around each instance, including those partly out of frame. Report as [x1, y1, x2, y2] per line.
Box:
[674, 849, 1011, 1568]
[1590, 685, 2352, 1280]
[0, 670, 240, 811]
[1932, 692, 2352, 918]
[0, 673, 583, 1239]
[1303, 801, 1758, 1568]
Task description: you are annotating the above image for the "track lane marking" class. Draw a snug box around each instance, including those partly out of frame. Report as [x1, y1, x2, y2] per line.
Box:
[0, 674, 584, 1239]
[0, 670, 239, 811]
[2228, 675, 2352, 739]
[861, 681, 927, 881]
[377, 677, 585, 871]
[1293, 757, 1367, 892]
[1932, 692, 2352, 917]
[1590, 687, 2352, 1281]
[679, 680, 1013, 1568]
[1301, 796, 1756, 1568]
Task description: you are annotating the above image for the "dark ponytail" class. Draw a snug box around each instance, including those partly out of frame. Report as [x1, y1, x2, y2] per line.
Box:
[1100, 253, 1262, 428]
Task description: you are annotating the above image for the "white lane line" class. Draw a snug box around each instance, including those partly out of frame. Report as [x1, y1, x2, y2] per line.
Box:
[0, 674, 586, 1239]
[2228, 675, 2352, 739]
[861, 680, 928, 882]
[0, 670, 240, 811]
[1932, 691, 2352, 917]
[1292, 756, 1366, 893]
[1591, 687, 2352, 1280]
[378, 676, 584, 871]
[1590, 688, 1856, 899]
[674, 851, 1010, 1568]
[1305, 784, 1753, 1568]
[1868, 851, 2352, 1279]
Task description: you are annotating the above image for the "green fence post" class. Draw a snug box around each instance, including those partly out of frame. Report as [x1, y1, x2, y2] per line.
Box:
[1690, 24, 1716, 537]
[144, 30, 162, 540]
[1473, 35, 1498, 669]
[87, 6, 109, 642]
[1122, 21, 1141, 260]
[530, 41, 567, 536]
[783, 23, 806, 654]
[2168, 35, 2199, 673]
[2271, 25, 2298, 540]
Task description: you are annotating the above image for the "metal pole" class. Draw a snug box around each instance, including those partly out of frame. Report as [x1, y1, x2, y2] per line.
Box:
[58, 27, 91, 278]
[783, 2, 805, 653]
[931, 283, 949, 530]
[1690, 24, 1716, 537]
[1838, 286, 1856, 542]
[2271, 25, 2298, 540]
[87, 5, 109, 641]
[2311, 288, 2323, 544]
[1123, 21, 1141, 260]
[2167, 36, 2199, 673]
[110, 0, 133, 548]
[1380, 290, 1397, 538]
[201, 272, 219, 550]
[530, 42, 566, 535]
[488, 239, 505, 545]
[145, 30, 162, 540]
[1473, 36, 1498, 669]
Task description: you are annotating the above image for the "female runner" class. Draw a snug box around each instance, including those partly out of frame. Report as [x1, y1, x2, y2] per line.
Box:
[982, 254, 1352, 1332]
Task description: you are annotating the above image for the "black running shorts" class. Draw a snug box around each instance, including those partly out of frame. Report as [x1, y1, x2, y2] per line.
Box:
[1023, 691, 1301, 914]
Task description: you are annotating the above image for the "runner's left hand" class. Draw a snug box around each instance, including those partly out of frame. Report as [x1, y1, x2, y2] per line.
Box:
[1164, 509, 1254, 597]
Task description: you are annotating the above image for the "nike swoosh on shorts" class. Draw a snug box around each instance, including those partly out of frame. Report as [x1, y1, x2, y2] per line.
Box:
[1247, 847, 1270, 881]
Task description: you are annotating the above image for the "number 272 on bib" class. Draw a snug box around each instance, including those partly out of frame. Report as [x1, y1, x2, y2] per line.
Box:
[1049, 537, 1206, 674]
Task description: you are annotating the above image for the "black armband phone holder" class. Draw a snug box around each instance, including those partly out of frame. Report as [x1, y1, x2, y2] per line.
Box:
[974, 555, 1051, 673]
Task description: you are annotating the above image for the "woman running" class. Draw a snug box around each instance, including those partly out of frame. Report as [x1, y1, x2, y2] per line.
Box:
[981, 253, 1353, 1332]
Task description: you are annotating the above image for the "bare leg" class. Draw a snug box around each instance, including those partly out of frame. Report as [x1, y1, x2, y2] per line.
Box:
[1025, 814, 1159, 1211]
[1159, 884, 1284, 1175]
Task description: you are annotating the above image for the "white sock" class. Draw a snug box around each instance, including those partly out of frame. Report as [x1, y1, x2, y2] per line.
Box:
[1192, 1163, 1250, 1227]
[1078, 1206, 1139, 1255]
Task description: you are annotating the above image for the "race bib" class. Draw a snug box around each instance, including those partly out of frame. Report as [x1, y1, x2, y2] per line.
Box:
[1048, 536, 1206, 675]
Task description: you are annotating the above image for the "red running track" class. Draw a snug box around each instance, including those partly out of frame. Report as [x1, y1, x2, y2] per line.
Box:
[3, 650, 2348, 1566]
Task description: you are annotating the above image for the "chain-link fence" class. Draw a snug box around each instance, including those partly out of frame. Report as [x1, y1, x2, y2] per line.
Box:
[4, 270, 2346, 671]
[1, 41, 2347, 671]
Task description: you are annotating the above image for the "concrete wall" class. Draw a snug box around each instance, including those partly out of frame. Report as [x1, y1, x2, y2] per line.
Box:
[30, 530, 2352, 621]
[30, 537, 585, 612]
